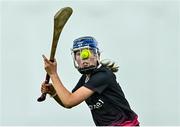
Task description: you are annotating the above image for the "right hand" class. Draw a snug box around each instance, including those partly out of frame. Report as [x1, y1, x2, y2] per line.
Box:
[42, 55, 57, 76]
[41, 81, 56, 96]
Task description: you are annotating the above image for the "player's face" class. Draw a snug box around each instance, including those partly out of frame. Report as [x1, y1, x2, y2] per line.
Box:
[75, 49, 99, 68]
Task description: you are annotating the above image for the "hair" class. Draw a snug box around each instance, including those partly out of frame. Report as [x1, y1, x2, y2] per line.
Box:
[100, 59, 119, 73]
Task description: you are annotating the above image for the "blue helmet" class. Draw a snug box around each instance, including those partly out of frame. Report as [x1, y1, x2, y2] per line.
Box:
[72, 36, 99, 51]
[72, 36, 100, 74]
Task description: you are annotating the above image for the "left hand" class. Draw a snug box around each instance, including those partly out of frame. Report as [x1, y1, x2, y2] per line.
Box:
[42, 55, 57, 75]
[41, 81, 56, 96]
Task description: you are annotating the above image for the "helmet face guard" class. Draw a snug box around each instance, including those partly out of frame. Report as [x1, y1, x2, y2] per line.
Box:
[71, 36, 100, 74]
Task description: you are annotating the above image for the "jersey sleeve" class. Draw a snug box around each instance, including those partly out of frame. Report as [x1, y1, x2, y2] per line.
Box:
[84, 71, 111, 94]
[72, 75, 85, 93]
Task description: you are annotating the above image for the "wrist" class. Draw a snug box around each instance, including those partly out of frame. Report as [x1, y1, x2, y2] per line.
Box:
[50, 72, 58, 77]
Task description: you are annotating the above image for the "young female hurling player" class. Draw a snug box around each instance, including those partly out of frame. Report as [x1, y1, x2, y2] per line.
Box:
[41, 36, 140, 126]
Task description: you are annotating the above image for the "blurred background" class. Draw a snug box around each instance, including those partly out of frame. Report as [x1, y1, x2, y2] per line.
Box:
[0, 0, 180, 126]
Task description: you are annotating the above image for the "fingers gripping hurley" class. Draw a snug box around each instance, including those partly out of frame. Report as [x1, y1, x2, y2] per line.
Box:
[37, 7, 73, 102]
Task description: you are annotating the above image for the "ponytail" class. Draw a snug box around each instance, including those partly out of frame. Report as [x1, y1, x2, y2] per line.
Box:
[100, 59, 119, 73]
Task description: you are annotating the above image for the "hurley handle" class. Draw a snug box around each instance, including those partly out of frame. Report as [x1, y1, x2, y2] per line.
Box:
[37, 74, 50, 102]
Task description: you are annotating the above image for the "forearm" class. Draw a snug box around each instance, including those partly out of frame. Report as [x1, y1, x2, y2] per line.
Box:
[50, 73, 72, 108]
[53, 94, 65, 107]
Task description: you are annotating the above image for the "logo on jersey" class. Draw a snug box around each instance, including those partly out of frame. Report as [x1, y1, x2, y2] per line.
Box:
[88, 99, 104, 110]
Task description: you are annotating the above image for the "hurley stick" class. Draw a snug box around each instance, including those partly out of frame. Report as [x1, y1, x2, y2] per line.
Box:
[37, 7, 73, 102]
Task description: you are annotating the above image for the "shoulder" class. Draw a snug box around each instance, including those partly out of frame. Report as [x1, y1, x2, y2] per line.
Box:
[88, 65, 116, 84]
[91, 65, 115, 78]
[84, 65, 116, 94]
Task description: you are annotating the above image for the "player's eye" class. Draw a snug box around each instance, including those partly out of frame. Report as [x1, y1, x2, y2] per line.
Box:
[89, 49, 97, 55]
[75, 51, 80, 56]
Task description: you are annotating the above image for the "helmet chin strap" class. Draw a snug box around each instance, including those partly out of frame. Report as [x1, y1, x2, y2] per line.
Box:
[77, 61, 101, 74]
[78, 65, 97, 74]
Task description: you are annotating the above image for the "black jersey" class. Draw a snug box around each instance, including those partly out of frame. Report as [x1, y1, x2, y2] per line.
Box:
[72, 65, 139, 126]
